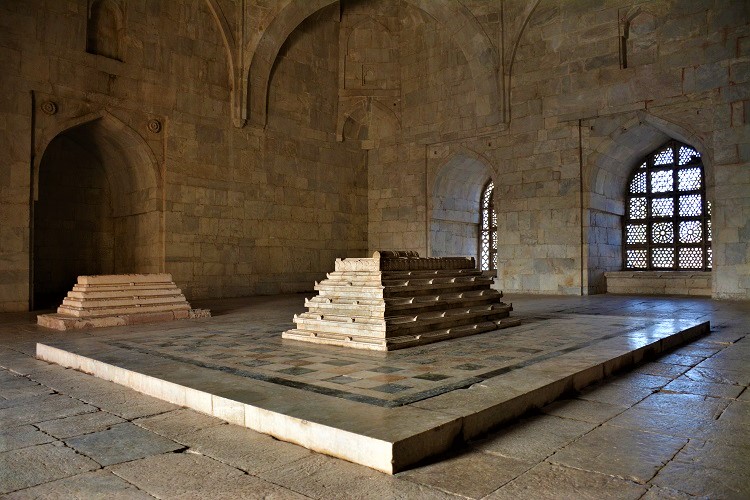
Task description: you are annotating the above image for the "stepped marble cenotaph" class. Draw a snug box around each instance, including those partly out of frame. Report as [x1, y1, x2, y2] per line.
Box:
[283, 251, 519, 351]
[37, 273, 210, 330]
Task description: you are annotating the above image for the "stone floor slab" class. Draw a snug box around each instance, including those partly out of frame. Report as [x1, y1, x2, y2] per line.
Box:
[716, 399, 750, 428]
[549, 424, 687, 484]
[651, 460, 750, 498]
[473, 414, 596, 463]
[173, 423, 311, 475]
[638, 485, 698, 499]
[259, 453, 460, 499]
[540, 398, 625, 423]
[0, 394, 97, 428]
[0, 442, 100, 494]
[133, 408, 226, 439]
[577, 381, 655, 407]
[682, 366, 750, 386]
[663, 376, 744, 399]
[396, 450, 533, 499]
[36, 411, 126, 439]
[4, 470, 152, 500]
[634, 391, 731, 418]
[65, 422, 183, 466]
[71, 389, 180, 420]
[487, 462, 647, 500]
[0, 424, 55, 453]
[606, 405, 720, 440]
[109, 452, 308, 499]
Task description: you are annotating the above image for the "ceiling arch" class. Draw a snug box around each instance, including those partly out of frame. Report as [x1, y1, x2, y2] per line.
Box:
[244, 0, 501, 128]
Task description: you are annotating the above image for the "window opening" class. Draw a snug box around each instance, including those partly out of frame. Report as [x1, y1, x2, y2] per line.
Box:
[624, 140, 711, 271]
[479, 180, 497, 271]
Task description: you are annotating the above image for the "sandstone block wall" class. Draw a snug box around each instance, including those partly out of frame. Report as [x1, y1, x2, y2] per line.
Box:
[0, 0, 747, 311]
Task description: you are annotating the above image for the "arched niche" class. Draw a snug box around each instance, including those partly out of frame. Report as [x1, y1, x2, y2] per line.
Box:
[430, 152, 494, 263]
[32, 113, 162, 308]
[87, 0, 125, 61]
[338, 98, 400, 148]
[344, 17, 399, 91]
[583, 111, 713, 293]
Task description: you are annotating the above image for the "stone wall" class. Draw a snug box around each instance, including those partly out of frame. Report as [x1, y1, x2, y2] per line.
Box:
[605, 271, 712, 297]
[0, 0, 747, 311]
[360, 0, 750, 299]
[0, 0, 366, 311]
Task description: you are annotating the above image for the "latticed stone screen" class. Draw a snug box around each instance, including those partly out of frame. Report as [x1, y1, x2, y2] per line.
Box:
[624, 141, 711, 271]
[480, 180, 497, 271]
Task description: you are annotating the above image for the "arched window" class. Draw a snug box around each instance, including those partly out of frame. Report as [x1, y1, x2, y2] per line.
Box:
[624, 140, 711, 271]
[479, 180, 497, 271]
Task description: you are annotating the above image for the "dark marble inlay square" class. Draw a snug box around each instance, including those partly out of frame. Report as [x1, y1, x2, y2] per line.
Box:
[278, 367, 316, 376]
[325, 375, 359, 384]
[487, 355, 515, 362]
[371, 383, 412, 394]
[370, 366, 402, 374]
[321, 360, 356, 366]
[454, 363, 486, 371]
[239, 359, 271, 368]
[413, 373, 451, 381]
[515, 347, 543, 353]
[207, 353, 234, 359]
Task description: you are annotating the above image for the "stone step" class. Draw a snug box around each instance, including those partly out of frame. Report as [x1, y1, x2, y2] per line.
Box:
[314, 280, 492, 299]
[283, 317, 521, 351]
[305, 293, 501, 317]
[382, 269, 484, 278]
[77, 274, 175, 285]
[62, 294, 188, 309]
[385, 305, 512, 336]
[57, 302, 191, 318]
[69, 285, 180, 298]
[384, 281, 493, 297]
[315, 288, 385, 300]
[293, 304, 512, 338]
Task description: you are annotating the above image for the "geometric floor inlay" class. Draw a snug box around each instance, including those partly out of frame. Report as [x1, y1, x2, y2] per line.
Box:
[107, 315, 652, 407]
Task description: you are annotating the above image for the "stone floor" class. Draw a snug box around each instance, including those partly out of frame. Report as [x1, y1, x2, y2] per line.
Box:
[1, 294, 749, 498]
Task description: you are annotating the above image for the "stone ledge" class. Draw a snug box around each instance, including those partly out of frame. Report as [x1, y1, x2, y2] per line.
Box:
[605, 271, 712, 296]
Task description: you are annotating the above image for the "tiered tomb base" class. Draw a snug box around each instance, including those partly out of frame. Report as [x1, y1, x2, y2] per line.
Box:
[37, 274, 210, 331]
[283, 251, 520, 350]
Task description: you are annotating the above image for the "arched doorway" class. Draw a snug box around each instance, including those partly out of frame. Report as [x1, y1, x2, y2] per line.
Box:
[430, 153, 494, 264]
[32, 114, 162, 309]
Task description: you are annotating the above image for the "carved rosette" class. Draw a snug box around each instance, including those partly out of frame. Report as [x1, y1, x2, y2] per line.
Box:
[147, 119, 162, 133]
[41, 101, 58, 115]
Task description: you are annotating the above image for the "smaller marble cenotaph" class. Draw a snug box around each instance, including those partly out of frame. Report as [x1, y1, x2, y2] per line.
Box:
[37, 273, 210, 330]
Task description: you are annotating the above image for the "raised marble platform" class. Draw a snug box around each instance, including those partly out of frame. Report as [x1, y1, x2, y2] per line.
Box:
[35, 293, 709, 473]
[37, 274, 210, 330]
[283, 251, 520, 350]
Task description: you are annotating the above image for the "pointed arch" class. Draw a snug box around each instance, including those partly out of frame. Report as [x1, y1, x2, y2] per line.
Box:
[587, 111, 713, 213]
[204, 0, 245, 127]
[33, 110, 160, 213]
[337, 98, 401, 144]
[583, 111, 714, 293]
[430, 149, 495, 261]
[245, 0, 501, 127]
